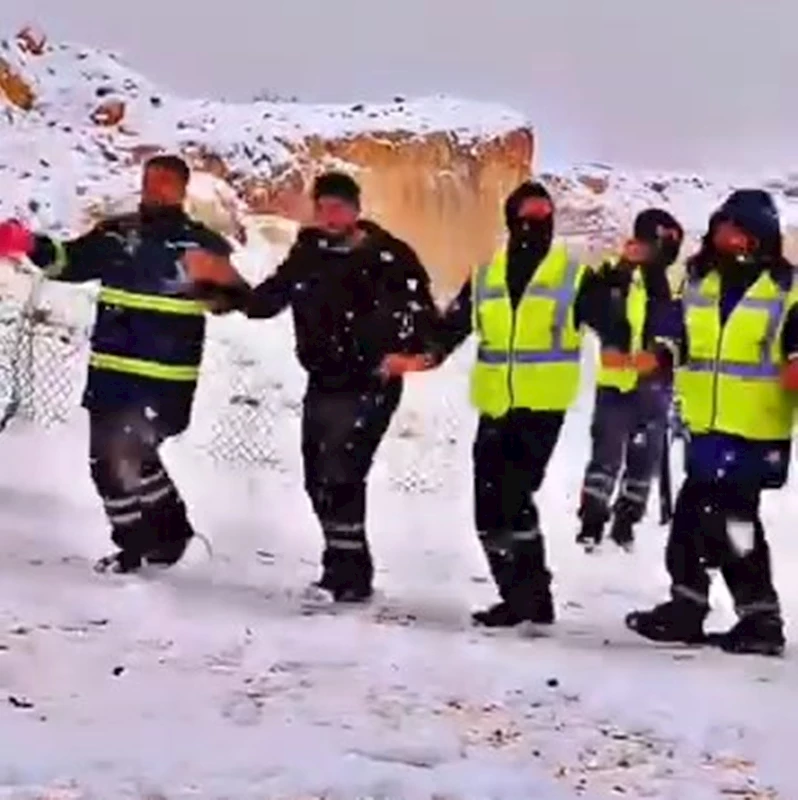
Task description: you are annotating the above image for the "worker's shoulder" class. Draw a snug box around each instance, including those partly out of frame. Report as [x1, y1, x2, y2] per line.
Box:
[360, 220, 419, 261]
[90, 211, 140, 236]
[181, 218, 232, 254]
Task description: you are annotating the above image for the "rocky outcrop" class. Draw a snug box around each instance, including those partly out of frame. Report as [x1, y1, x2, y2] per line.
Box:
[0, 27, 534, 294]
[0, 57, 34, 110]
[215, 129, 532, 290]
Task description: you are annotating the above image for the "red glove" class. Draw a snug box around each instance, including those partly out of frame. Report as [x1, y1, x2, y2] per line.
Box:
[379, 353, 436, 378]
[632, 350, 660, 375]
[599, 349, 633, 369]
[781, 360, 798, 391]
[0, 220, 33, 259]
[600, 349, 659, 375]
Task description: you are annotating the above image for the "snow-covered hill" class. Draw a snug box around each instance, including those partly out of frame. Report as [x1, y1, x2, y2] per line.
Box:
[4, 25, 798, 262]
[0, 26, 526, 240]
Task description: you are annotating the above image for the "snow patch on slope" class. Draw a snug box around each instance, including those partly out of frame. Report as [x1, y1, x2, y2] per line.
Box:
[0, 30, 526, 237]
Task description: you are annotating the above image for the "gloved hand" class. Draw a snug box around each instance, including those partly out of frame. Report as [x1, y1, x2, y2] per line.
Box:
[781, 360, 798, 391]
[599, 348, 632, 369]
[182, 248, 242, 285]
[631, 350, 660, 375]
[379, 353, 437, 379]
[600, 348, 659, 374]
[0, 220, 33, 259]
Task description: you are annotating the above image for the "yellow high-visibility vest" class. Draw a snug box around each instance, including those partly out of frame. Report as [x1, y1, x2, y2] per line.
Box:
[676, 270, 798, 440]
[470, 242, 586, 417]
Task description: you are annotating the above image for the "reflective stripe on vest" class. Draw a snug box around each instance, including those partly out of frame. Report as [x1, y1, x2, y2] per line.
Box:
[98, 286, 206, 316]
[682, 283, 786, 379]
[474, 258, 581, 365]
[89, 352, 201, 382]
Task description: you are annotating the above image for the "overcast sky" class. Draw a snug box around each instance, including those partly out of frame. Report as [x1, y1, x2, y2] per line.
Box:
[1, 0, 796, 172]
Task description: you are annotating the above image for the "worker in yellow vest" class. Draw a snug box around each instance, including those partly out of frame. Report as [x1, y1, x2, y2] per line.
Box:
[575, 209, 684, 552]
[382, 181, 589, 627]
[626, 190, 798, 657]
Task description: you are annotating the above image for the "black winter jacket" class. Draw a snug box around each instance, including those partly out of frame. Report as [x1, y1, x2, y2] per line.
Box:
[246, 221, 440, 389]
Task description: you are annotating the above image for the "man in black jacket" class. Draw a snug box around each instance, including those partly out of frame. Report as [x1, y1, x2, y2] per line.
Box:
[0, 155, 247, 573]
[245, 171, 440, 602]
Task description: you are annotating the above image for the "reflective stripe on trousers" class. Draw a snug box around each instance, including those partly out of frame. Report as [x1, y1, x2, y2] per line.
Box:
[100, 468, 176, 528]
[323, 521, 367, 551]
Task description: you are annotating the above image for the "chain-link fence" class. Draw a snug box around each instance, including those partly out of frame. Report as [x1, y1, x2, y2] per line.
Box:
[0, 263, 472, 504]
[0, 241, 594, 494]
[0, 263, 302, 467]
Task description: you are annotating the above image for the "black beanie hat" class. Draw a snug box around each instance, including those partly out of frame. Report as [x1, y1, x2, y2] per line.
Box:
[312, 171, 361, 208]
[633, 208, 683, 243]
[503, 181, 553, 229]
[715, 189, 781, 254]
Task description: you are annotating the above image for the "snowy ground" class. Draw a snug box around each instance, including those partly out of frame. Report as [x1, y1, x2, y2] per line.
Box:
[0, 312, 794, 799]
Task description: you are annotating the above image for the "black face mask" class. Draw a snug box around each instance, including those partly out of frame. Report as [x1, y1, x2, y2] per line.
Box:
[653, 238, 681, 268]
[508, 215, 553, 257]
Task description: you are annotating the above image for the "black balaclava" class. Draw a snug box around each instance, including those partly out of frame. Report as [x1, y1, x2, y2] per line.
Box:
[632, 208, 684, 268]
[503, 181, 555, 306]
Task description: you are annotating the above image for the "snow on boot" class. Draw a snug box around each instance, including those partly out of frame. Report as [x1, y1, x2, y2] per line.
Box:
[711, 612, 785, 657]
[576, 518, 604, 553]
[94, 549, 143, 574]
[609, 516, 635, 552]
[626, 598, 707, 644]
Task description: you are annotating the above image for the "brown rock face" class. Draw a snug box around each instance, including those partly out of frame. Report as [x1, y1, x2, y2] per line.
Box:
[1, 25, 535, 292]
[90, 99, 126, 127]
[0, 57, 35, 110]
[238, 129, 534, 291]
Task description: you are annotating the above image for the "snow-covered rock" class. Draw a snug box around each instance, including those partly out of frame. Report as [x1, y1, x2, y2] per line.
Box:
[0, 26, 533, 291]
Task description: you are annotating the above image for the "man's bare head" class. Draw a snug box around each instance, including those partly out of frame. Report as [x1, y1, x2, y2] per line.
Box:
[142, 155, 190, 208]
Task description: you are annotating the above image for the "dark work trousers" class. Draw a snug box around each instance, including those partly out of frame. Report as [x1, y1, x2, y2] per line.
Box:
[88, 407, 194, 556]
[301, 378, 402, 589]
[472, 409, 565, 604]
[666, 477, 781, 618]
[580, 383, 669, 526]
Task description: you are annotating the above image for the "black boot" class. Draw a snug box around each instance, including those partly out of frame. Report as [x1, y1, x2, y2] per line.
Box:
[316, 546, 374, 603]
[626, 598, 707, 644]
[94, 548, 143, 574]
[473, 537, 555, 627]
[712, 612, 785, 657]
[608, 515, 635, 552]
[471, 579, 555, 627]
[144, 500, 195, 567]
[576, 518, 604, 552]
[95, 519, 154, 574]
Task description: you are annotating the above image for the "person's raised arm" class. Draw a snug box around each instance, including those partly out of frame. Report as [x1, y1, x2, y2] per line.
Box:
[0, 218, 120, 283]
